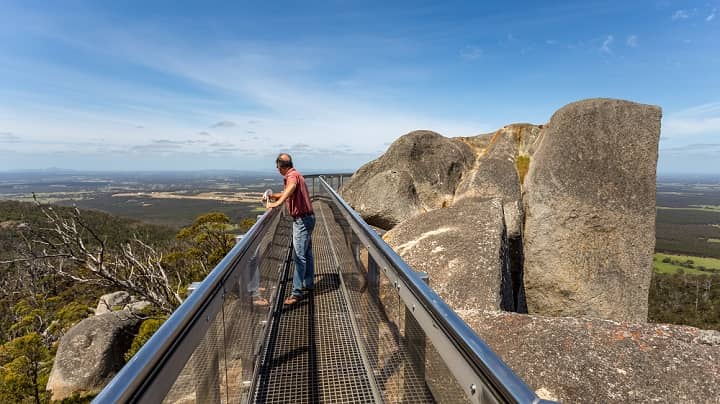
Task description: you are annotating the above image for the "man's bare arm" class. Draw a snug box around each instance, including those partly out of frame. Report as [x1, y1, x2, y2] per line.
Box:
[267, 182, 297, 208]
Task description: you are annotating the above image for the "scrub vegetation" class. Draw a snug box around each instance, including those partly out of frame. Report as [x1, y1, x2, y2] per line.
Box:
[0, 200, 254, 403]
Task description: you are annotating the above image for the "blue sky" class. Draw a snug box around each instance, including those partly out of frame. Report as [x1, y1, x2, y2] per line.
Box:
[1, 1, 718, 173]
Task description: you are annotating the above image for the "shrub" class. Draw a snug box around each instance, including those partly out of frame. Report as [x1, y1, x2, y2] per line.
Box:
[124, 318, 165, 362]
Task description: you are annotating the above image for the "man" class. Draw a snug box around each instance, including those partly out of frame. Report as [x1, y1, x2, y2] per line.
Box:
[265, 153, 315, 305]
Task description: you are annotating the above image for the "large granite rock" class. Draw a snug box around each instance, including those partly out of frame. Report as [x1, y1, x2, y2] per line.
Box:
[523, 98, 661, 322]
[47, 311, 142, 401]
[384, 197, 515, 311]
[460, 310, 720, 403]
[341, 130, 475, 229]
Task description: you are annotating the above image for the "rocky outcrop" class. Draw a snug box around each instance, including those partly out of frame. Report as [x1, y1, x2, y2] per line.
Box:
[126, 300, 152, 313]
[345, 98, 661, 322]
[384, 197, 516, 311]
[460, 310, 720, 403]
[95, 291, 152, 315]
[457, 124, 541, 231]
[341, 97, 714, 403]
[47, 311, 142, 401]
[341, 130, 475, 229]
[523, 98, 661, 322]
[95, 291, 131, 315]
[455, 127, 523, 237]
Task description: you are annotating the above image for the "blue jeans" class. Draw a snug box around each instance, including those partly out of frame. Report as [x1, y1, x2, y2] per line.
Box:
[291, 214, 315, 297]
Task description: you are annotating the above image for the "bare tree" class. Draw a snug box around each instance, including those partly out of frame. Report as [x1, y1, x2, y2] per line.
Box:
[1, 197, 183, 314]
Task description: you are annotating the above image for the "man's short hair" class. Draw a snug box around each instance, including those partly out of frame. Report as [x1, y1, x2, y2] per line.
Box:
[276, 153, 293, 169]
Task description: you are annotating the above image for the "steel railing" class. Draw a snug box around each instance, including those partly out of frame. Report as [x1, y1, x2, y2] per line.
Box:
[93, 173, 551, 404]
[93, 204, 288, 403]
[313, 176, 551, 404]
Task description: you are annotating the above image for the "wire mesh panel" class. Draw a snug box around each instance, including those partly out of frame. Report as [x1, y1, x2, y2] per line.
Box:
[159, 212, 293, 404]
[222, 214, 294, 403]
[314, 199, 436, 403]
[162, 313, 227, 404]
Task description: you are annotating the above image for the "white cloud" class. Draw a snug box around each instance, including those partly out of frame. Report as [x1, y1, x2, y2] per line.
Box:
[460, 46, 483, 60]
[661, 143, 720, 153]
[626, 35, 638, 48]
[707, 9, 717, 21]
[210, 120, 237, 128]
[600, 35, 614, 54]
[545, 40, 558, 45]
[663, 102, 720, 136]
[658, 143, 720, 173]
[0, 132, 21, 143]
[208, 141, 234, 148]
[0, 11, 494, 170]
[130, 140, 184, 153]
[672, 10, 689, 21]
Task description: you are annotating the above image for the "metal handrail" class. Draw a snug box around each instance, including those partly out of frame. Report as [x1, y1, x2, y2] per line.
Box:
[317, 176, 551, 404]
[304, 173, 352, 199]
[93, 207, 281, 404]
[304, 173, 354, 178]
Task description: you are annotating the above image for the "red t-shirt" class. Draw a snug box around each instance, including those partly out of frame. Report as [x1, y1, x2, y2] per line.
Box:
[284, 168, 313, 218]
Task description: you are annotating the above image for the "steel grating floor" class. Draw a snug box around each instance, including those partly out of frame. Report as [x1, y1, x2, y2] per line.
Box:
[318, 201, 438, 403]
[252, 202, 378, 403]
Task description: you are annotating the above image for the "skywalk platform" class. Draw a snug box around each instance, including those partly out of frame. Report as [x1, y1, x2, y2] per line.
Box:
[253, 201, 438, 403]
[93, 175, 550, 404]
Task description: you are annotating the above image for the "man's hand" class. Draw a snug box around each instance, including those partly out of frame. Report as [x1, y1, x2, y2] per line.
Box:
[266, 182, 296, 210]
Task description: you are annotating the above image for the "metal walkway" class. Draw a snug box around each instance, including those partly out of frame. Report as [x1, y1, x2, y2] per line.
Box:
[253, 201, 377, 403]
[94, 175, 553, 404]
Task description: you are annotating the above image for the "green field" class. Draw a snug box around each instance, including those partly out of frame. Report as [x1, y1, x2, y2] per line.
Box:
[653, 253, 720, 275]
